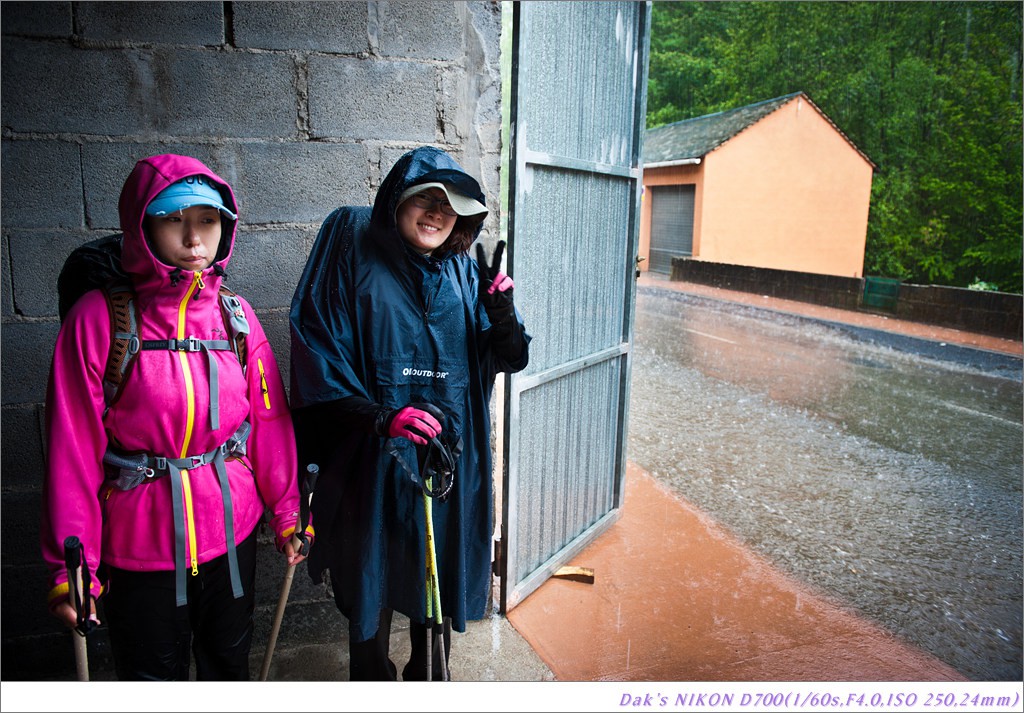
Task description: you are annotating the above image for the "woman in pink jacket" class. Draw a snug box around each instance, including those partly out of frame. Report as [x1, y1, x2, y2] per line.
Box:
[41, 154, 310, 680]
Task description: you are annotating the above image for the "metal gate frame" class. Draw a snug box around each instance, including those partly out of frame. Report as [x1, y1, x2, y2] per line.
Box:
[498, 1, 652, 613]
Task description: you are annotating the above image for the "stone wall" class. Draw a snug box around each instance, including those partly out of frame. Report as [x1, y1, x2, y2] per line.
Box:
[0, 0, 503, 680]
[670, 258, 1023, 341]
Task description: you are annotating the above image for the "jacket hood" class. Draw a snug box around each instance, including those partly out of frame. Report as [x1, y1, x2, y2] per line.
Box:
[118, 154, 238, 292]
[371, 146, 486, 256]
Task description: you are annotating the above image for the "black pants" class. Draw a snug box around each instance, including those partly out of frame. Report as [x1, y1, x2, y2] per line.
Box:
[349, 608, 452, 681]
[103, 529, 258, 681]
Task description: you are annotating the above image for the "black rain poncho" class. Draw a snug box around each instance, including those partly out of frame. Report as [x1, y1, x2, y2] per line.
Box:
[289, 147, 530, 642]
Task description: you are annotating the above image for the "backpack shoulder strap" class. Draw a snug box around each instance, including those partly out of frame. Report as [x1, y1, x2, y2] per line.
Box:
[102, 282, 140, 408]
[218, 285, 249, 374]
[100, 282, 249, 410]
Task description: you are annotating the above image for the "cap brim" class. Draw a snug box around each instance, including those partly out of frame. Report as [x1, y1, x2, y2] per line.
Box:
[398, 181, 487, 217]
[147, 196, 237, 220]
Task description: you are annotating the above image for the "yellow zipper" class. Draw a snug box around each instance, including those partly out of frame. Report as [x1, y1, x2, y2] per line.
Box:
[182, 472, 198, 575]
[177, 271, 203, 576]
[258, 358, 271, 409]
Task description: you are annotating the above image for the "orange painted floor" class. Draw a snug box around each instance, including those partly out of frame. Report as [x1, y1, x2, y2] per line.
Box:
[507, 464, 967, 682]
[505, 275, 1018, 682]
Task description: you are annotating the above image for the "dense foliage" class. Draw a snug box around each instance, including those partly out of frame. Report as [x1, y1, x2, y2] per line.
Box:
[648, 1, 1022, 293]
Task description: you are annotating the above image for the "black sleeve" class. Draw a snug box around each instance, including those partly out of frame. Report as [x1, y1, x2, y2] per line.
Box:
[485, 303, 525, 362]
[321, 395, 394, 436]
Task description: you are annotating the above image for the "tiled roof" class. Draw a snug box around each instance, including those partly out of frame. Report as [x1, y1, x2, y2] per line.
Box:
[644, 92, 875, 168]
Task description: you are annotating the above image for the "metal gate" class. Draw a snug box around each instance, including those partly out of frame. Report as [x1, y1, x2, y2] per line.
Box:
[499, 1, 651, 612]
[649, 184, 695, 274]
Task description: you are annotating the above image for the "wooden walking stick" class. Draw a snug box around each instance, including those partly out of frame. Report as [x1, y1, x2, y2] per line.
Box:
[63, 536, 94, 682]
[259, 463, 317, 681]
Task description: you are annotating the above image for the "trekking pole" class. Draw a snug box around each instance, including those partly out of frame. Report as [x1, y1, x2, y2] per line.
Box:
[259, 463, 318, 681]
[424, 488, 433, 682]
[423, 480, 449, 681]
[63, 536, 93, 682]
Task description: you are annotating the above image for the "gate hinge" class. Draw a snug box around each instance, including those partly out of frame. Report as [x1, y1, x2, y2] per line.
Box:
[492, 537, 503, 577]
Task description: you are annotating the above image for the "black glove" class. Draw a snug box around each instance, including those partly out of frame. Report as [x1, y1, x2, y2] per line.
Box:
[475, 240, 515, 321]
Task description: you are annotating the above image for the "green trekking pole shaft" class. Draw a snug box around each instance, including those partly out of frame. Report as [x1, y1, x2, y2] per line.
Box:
[63, 537, 89, 682]
[423, 479, 449, 681]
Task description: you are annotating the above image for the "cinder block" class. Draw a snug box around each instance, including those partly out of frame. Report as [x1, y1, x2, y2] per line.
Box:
[233, 1, 367, 52]
[229, 226, 312, 310]
[2, 39, 137, 135]
[0, 491, 41, 566]
[308, 56, 436, 141]
[2, 41, 298, 137]
[0, 1, 72, 38]
[256, 310, 292, 379]
[76, 1, 224, 45]
[1, 405, 44, 491]
[468, 0, 503, 50]
[2, 231, 13, 317]
[1, 563, 61, 640]
[1, 322, 60, 405]
[0, 140, 82, 229]
[233, 142, 368, 225]
[376, 0, 463, 61]
[83, 143, 235, 230]
[127, 49, 299, 138]
[8, 228, 99, 318]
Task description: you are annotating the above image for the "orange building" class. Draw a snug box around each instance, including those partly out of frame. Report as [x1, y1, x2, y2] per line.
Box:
[639, 92, 876, 277]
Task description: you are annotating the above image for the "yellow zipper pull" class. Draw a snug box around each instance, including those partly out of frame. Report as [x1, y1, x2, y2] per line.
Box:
[181, 470, 199, 576]
[258, 358, 271, 410]
[193, 271, 206, 298]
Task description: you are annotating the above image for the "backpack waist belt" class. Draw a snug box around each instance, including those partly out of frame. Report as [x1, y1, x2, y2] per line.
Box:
[103, 420, 251, 607]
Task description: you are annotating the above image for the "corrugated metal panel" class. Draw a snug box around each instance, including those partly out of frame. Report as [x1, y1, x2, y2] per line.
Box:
[515, 2, 642, 166]
[515, 168, 633, 371]
[512, 359, 621, 578]
[503, 1, 650, 610]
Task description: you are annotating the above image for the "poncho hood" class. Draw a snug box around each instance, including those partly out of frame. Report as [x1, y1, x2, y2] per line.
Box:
[371, 146, 487, 257]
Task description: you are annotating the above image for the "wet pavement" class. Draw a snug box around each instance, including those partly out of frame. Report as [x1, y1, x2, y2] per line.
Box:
[621, 278, 1022, 681]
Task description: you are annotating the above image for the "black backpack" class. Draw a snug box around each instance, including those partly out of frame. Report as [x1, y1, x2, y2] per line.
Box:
[57, 234, 248, 408]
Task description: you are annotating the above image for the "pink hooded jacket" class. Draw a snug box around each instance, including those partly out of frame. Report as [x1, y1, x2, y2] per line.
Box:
[42, 154, 305, 608]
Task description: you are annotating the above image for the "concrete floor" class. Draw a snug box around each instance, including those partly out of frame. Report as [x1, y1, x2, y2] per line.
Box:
[256, 608, 555, 682]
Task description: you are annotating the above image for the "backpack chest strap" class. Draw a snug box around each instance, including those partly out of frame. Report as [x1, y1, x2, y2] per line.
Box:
[141, 338, 234, 430]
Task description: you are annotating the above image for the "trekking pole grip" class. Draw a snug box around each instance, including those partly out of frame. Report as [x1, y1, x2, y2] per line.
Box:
[62, 536, 90, 681]
[296, 464, 318, 556]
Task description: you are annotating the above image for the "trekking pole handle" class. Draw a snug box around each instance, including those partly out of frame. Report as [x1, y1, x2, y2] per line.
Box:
[295, 464, 318, 557]
[62, 536, 93, 637]
[62, 536, 91, 682]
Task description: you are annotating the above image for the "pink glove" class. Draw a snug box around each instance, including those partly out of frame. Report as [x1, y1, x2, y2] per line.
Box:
[388, 406, 442, 446]
[488, 272, 514, 294]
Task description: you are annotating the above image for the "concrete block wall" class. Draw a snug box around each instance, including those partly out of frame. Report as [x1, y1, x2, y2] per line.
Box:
[1, 0, 503, 680]
[670, 257, 1024, 341]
